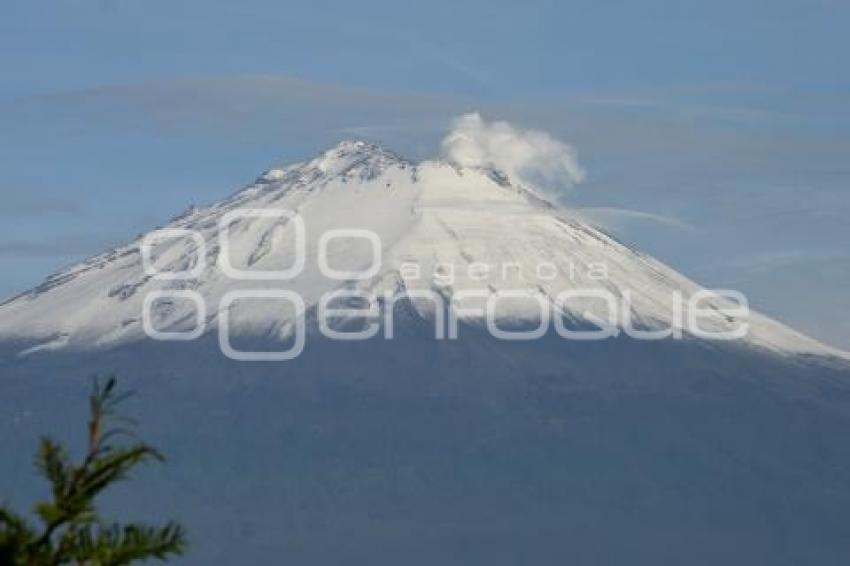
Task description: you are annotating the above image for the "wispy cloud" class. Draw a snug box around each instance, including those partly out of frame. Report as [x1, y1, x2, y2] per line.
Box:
[0, 236, 110, 258]
[0, 198, 83, 218]
[573, 207, 695, 232]
[406, 37, 491, 87]
[7, 75, 464, 138]
[698, 249, 850, 274]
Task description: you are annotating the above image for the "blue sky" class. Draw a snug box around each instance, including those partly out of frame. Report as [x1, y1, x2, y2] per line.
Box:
[1, 0, 849, 348]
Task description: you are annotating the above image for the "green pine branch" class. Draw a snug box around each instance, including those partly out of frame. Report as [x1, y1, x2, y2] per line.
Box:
[0, 376, 187, 565]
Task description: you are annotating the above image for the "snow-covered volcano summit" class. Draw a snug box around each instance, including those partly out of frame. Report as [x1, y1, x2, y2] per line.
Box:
[0, 140, 845, 361]
[4, 141, 850, 566]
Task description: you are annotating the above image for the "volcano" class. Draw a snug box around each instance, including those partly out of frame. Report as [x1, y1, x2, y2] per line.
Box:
[2, 141, 849, 565]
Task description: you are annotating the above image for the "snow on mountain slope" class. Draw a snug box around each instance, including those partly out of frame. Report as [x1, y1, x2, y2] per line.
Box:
[0, 140, 846, 362]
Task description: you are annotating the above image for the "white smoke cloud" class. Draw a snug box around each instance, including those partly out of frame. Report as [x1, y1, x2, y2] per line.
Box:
[440, 113, 586, 193]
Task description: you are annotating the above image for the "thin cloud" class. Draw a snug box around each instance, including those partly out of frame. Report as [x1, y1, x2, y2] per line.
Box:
[698, 249, 850, 274]
[0, 199, 84, 218]
[407, 37, 491, 87]
[7, 75, 464, 137]
[0, 236, 110, 258]
[573, 207, 695, 232]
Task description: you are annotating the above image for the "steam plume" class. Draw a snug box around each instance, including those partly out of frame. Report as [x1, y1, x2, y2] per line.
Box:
[440, 113, 585, 193]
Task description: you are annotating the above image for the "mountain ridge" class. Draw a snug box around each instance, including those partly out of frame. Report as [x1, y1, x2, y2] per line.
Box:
[0, 140, 846, 364]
